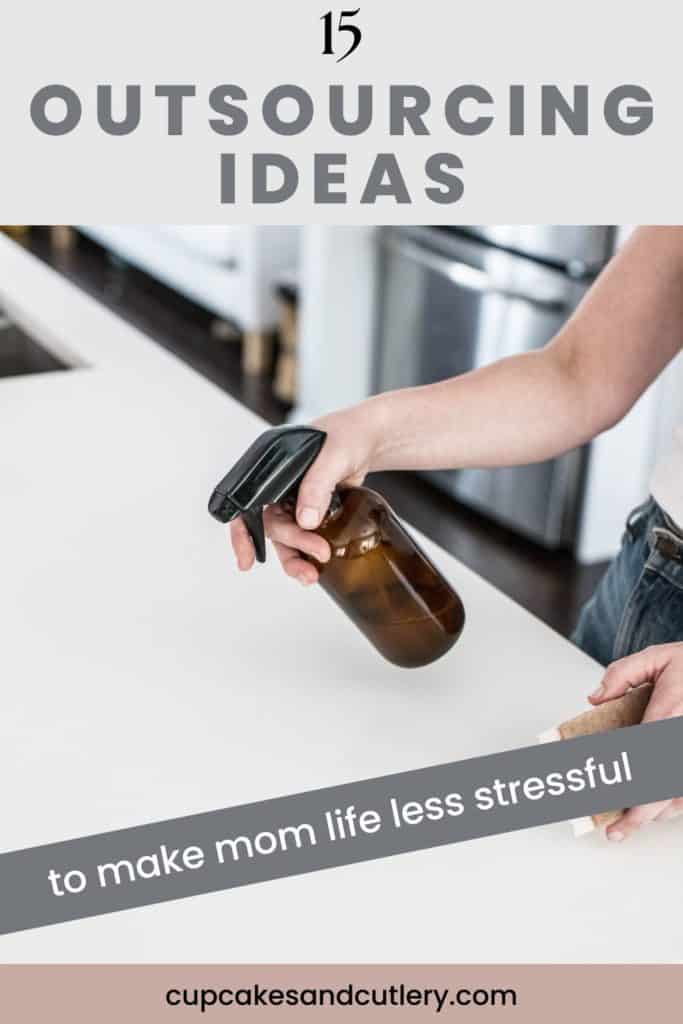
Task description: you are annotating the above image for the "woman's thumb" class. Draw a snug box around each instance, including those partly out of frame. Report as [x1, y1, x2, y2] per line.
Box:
[295, 446, 346, 529]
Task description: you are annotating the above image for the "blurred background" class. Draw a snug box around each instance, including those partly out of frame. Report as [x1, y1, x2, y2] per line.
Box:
[2, 224, 681, 637]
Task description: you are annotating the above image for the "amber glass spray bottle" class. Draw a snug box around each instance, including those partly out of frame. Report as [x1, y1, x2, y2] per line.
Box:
[209, 426, 465, 668]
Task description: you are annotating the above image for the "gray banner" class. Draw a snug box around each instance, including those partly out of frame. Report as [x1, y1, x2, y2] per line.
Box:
[1, 719, 681, 935]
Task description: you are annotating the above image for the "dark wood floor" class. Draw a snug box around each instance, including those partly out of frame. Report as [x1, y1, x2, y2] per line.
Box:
[8, 227, 608, 637]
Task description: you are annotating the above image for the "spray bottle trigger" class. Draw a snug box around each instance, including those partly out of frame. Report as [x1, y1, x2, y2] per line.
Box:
[243, 507, 267, 564]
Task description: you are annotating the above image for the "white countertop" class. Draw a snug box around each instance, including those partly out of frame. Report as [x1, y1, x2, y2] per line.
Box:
[0, 236, 681, 963]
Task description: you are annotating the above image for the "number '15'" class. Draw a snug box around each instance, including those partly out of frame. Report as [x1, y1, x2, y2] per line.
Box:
[321, 9, 362, 63]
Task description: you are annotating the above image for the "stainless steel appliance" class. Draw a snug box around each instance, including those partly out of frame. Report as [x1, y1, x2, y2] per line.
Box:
[374, 226, 612, 548]
[459, 225, 614, 274]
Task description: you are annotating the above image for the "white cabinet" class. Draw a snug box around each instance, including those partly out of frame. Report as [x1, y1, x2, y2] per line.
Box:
[78, 225, 300, 335]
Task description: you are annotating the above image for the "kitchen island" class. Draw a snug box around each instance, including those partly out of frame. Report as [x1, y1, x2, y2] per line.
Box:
[0, 236, 681, 963]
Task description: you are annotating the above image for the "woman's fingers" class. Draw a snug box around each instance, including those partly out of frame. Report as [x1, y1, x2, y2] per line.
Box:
[295, 443, 352, 530]
[229, 517, 256, 571]
[228, 508, 329, 583]
[606, 791, 683, 841]
[273, 542, 320, 586]
[264, 507, 331, 564]
[606, 799, 671, 842]
[654, 798, 683, 823]
[641, 678, 683, 724]
[589, 646, 673, 705]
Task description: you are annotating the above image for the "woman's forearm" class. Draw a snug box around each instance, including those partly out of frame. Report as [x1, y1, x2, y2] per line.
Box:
[235, 227, 683, 574]
[365, 226, 683, 473]
[367, 347, 590, 471]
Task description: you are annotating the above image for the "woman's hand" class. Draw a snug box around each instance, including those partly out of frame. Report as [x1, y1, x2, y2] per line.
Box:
[589, 642, 683, 841]
[229, 402, 384, 584]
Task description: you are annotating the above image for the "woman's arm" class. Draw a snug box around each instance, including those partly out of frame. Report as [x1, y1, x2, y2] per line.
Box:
[370, 226, 683, 472]
[232, 227, 683, 580]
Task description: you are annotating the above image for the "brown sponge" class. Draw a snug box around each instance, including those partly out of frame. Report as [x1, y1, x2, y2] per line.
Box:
[538, 684, 653, 834]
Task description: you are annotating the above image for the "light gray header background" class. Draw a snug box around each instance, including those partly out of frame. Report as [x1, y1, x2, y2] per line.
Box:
[1, 0, 679, 222]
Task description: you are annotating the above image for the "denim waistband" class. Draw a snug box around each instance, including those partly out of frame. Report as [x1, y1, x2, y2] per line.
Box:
[627, 497, 683, 562]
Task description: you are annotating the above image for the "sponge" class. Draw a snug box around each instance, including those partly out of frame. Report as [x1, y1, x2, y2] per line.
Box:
[538, 684, 653, 836]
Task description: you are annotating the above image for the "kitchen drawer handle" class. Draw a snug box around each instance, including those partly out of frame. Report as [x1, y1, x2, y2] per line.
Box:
[386, 236, 569, 313]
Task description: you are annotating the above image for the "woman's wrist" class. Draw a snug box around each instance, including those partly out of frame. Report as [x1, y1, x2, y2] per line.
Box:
[362, 390, 412, 472]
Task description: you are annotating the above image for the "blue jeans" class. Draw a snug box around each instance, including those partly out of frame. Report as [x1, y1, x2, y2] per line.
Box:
[572, 498, 683, 665]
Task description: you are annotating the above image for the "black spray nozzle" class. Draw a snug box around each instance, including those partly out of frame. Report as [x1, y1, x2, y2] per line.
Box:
[208, 426, 327, 563]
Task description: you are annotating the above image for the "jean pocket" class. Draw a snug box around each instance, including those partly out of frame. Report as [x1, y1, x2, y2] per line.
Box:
[613, 561, 683, 659]
[647, 525, 683, 592]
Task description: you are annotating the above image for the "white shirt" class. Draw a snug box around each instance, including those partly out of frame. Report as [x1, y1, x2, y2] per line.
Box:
[651, 426, 683, 530]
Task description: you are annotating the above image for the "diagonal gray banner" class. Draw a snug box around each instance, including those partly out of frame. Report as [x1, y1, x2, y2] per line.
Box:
[1, 718, 681, 935]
